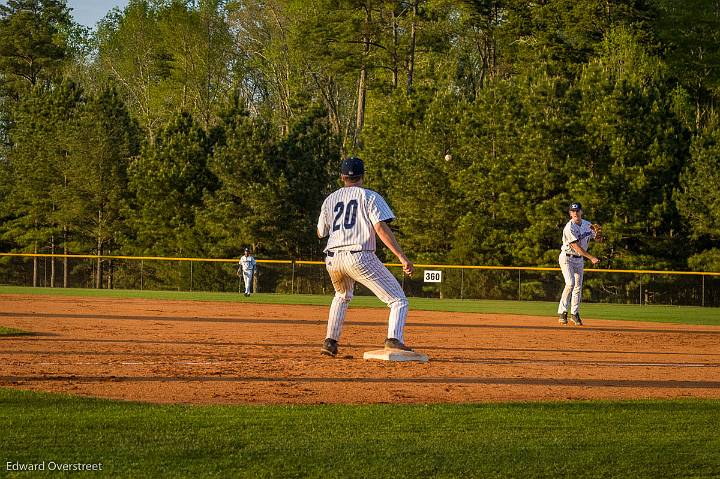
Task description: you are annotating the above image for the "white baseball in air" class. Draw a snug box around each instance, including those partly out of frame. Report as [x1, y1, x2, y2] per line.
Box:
[444, 153, 452, 162]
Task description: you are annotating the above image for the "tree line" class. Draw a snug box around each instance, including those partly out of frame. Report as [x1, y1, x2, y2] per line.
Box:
[1, 0, 719, 289]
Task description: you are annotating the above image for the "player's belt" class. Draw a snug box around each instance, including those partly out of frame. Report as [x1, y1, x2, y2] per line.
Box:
[326, 250, 362, 257]
[565, 253, 582, 258]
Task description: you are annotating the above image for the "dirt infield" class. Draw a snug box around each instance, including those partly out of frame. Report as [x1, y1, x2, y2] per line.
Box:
[1, 294, 719, 404]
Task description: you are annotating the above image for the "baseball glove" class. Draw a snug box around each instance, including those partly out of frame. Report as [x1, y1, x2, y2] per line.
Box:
[591, 223, 603, 242]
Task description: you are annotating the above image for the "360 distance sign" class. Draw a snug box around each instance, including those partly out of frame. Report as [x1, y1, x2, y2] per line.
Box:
[423, 270, 442, 283]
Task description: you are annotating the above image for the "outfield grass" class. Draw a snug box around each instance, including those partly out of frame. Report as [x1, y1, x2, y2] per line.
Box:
[1, 285, 719, 325]
[0, 388, 718, 478]
[0, 326, 30, 336]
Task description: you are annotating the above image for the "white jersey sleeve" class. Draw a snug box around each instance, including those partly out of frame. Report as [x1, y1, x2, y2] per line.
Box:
[561, 220, 594, 254]
[317, 197, 330, 237]
[367, 192, 395, 224]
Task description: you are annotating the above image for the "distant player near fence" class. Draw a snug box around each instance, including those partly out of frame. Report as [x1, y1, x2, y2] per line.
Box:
[557, 202, 603, 326]
[317, 157, 414, 357]
[237, 248, 256, 297]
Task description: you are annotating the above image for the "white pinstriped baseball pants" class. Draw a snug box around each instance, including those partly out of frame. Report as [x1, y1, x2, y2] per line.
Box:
[325, 251, 409, 342]
[558, 252, 584, 315]
[242, 269, 253, 294]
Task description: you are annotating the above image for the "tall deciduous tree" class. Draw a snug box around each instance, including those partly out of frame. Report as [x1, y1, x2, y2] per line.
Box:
[500, 0, 656, 78]
[96, 1, 170, 137]
[96, 0, 235, 138]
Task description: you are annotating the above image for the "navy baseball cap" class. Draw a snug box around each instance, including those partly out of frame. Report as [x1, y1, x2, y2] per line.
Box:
[244, 248, 250, 252]
[340, 157, 364, 177]
[569, 202, 583, 211]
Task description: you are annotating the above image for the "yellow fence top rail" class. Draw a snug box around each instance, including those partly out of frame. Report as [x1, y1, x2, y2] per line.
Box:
[0, 252, 291, 264]
[2, 252, 720, 276]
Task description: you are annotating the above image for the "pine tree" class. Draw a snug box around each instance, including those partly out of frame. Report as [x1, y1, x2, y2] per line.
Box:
[200, 101, 279, 257]
[64, 87, 140, 287]
[573, 28, 690, 269]
[676, 122, 720, 271]
[201, 101, 338, 259]
[277, 105, 340, 257]
[0, 0, 72, 97]
[126, 111, 215, 256]
[363, 90, 462, 264]
[1, 81, 82, 285]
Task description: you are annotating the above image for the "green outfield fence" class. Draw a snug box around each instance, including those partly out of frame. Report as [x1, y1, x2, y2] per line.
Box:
[1, 253, 720, 307]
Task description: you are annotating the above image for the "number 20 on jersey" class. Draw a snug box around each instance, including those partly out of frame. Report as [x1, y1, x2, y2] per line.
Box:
[333, 200, 358, 231]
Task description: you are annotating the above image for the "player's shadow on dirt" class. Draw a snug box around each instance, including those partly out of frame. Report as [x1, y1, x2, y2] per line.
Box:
[429, 358, 718, 367]
[0, 331, 58, 338]
[418, 345, 720, 355]
[2, 312, 719, 335]
[10, 338, 720, 357]
[0, 350, 213, 357]
[4, 348, 716, 369]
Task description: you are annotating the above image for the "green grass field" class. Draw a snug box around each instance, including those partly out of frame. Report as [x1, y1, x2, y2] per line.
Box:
[2, 288, 719, 477]
[0, 326, 29, 336]
[0, 389, 718, 478]
[1, 285, 719, 325]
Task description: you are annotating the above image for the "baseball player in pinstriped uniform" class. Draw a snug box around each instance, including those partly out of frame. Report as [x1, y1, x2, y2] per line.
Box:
[238, 248, 256, 297]
[558, 202, 600, 326]
[317, 157, 414, 357]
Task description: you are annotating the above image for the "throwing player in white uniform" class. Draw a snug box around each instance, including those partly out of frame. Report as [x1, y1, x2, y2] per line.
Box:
[317, 157, 414, 357]
[238, 248, 256, 296]
[558, 202, 600, 326]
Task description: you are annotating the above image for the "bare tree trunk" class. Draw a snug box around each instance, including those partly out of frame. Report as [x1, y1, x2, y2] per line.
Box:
[205, 9, 213, 130]
[96, 249, 101, 289]
[50, 235, 55, 288]
[96, 211, 102, 289]
[492, 4, 499, 80]
[356, 66, 367, 146]
[267, 2, 292, 135]
[63, 226, 68, 288]
[33, 243, 38, 287]
[392, 6, 399, 89]
[406, 0, 418, 95]
[355, 3, 372, 148]
[63, 175, 68, 288]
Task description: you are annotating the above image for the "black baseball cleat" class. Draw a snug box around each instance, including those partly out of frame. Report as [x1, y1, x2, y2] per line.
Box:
[384, 338, 413, 351]
[570, 314, 583, 326]
[559, 312, 568, 325]
[321, 338, 338, 357]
